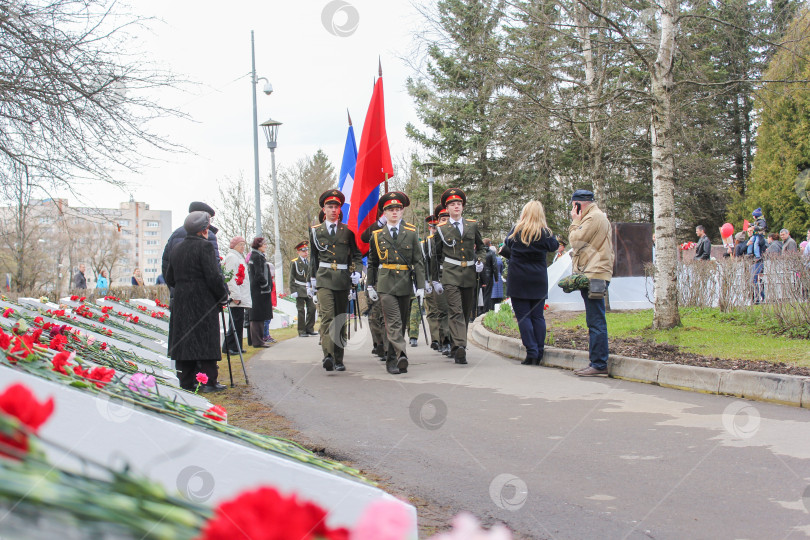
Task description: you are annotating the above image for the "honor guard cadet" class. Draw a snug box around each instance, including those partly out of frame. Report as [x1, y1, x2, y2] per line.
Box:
[309, 189, 363, 372]
[361, 210, 389, 359]
[366, 192, 427, 375]
[422, 213, 442, 350]
[435, 188, 487, 364]
[432, 205, 452, 355]
[289, 241, 317, 338]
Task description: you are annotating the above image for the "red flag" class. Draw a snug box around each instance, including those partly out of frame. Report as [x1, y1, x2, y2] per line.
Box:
[742, 219, 750, 232]
[347, 75, 393, 253]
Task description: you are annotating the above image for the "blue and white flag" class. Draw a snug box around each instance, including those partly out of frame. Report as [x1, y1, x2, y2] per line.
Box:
[337, 118, 358, 224]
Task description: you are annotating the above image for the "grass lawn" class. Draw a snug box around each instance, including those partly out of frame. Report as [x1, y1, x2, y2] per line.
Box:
[484, 304, 810, 366]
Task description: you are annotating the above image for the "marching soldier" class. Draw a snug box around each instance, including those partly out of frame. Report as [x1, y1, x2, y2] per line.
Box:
[435, 188, 487, 364]
[361, 210, 389, 359]
[309, 189, 363, 372]
[431, 205, 452, 355]
[422, 214, 441, 350]
[367, 192, 427, 375]
[289, 241, 317, 338]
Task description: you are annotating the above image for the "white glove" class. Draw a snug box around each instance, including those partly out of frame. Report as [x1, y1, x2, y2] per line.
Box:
[425, 281, 433, 294]
[432, 281, 444, 294]
[312, 293, 318, 305]
[349, 290, 357, 301]
[475, 261, 484, 273]
[310, 278, 317, 289]
[415, 288, 425, 301]
[367, 286, 379, 302]
[291, 292, 298, 299]
[351, 271, 361, 285]
[376, 215, 388, 227]
[306, 287, 313, 297]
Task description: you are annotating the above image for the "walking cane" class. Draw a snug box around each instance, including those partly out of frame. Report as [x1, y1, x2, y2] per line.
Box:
[220, 308, 235, 387]
[347, 293, 352, 342]
[417, 294, 430, 346]
[222, 306, 250, 386]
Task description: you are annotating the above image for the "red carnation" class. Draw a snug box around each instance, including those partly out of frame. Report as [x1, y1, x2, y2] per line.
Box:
[100, 342, 108, 350]
[85, 367, 115, 389]
[51, 351, 74, 375]
[198, 486, 349, 540]
[203, 405, 227, 422]
[0, 331, 10, 349]
[2, 308, 13, 318]
[33, 316, 44, 325]
[235, 264, 246, 286]
[70, 295, 79, 301]
[48, 334, 68, 351]
[73, 365, 91, 378]
[101, 306, 112, 314]
[0, 383, 54, 459]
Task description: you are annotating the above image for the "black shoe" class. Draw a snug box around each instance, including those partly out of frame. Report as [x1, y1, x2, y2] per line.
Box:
[225, 350, 241, 356]
[335, 362, 346, 372]
[521, 356, 535, 365]
[454, 346, 467, 364]
[323, 355, 335, 372]
[534, 355, 543, 366]
[199, 383, 227, 393]
[386, 357, 400, 375]
[299, 332, 308, 337]
[431, 340, 439, 350]
[409, 338, 418, 347]
[397, 354, 409, 374]
[306, 331, 318, 336]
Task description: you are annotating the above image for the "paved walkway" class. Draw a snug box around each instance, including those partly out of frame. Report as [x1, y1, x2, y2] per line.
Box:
[248, 324, 810, 539]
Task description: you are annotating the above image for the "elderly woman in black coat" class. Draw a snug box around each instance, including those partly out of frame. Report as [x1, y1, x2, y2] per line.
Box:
[166, 211, 229, 392]
[502, 201, 559, 365]
[248, 237, 273, 348]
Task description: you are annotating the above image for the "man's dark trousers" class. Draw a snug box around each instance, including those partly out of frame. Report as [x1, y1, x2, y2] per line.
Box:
[580, 288, 608, 370]
[297, 296, 316, 334]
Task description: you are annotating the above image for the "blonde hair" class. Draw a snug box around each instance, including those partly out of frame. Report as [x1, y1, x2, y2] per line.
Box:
[509, 200, 551, 245]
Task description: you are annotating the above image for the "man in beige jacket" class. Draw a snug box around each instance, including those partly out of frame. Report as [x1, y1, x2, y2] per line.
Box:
[568, 189, 614, 376]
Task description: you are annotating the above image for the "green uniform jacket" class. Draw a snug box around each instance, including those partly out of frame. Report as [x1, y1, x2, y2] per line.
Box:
[435, 218, 487, 287]
[308, 221, 363, 291]
[420, 236, 432, 283]
[289, 257, 310, 296]
[367, 222, 426, 297]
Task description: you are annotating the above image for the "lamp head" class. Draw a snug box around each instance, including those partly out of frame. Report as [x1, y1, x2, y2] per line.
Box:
[263, 82, 274, 95]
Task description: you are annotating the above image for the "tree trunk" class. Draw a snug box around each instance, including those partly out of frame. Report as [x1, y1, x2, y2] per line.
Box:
[651, 0, 681, 329]
[578, 1, 606, 205]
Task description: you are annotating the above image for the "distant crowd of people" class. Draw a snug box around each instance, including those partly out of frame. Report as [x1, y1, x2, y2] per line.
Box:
[693, 208, 810, 304]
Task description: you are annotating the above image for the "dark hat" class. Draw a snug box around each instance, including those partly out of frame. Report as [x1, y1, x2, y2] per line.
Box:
[183, 211, 210, 234]
[752, 207, 763, 218]
[434, 204, 449, 218]
[189, 201, 215, 216]
[378, 191, 410, 212]
[570, 189, 595, 202]
[295, 241, 309, 251]
[425, 215, 438, 225]
[319, 189, 345, 207]
[441, 188, 466, 207]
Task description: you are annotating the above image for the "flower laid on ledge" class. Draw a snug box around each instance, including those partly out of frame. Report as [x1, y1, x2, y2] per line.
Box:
[69, 295, 87, 302]
[203, 405, 227, 422]
[127, 373, 156, 396]
[154, 298, 169, 309]
[198, 486, 349, 540]
[0, 383, 54, 459]
[103, 295, 120, 301]
[2, 308, 13, 318]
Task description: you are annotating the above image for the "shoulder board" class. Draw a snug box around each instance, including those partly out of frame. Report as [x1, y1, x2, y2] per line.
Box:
[291, 257, 299, 262]
[372, 228, 383, 235]
[311, 224, 319, 229]
[404, 222, 415, 228]
[427, 234, 434, 239]
[466, 218, 477, 223]
[403, 226, 416, 231]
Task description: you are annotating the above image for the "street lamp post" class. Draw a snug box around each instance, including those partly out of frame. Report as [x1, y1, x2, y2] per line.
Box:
[261, 118, 283, 295]
[250, 30, 274, 238]
[421, 162, 439, 212]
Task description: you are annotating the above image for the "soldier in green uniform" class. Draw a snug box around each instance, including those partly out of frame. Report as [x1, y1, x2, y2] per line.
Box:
[289, 241, 317, 338]
[367, 192, 428, 375]
[435, 188, 487, 364]
[361, 210, 388, 360]
[422, 214, 441, 350]
[309, 189, 363, 372]
[432, 205, 452, 355]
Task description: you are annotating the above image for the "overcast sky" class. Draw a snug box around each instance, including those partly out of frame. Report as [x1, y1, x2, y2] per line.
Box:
[65, 0, 431, 230]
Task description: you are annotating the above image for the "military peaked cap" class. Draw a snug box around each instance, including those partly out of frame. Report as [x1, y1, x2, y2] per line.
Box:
[295, 241, 309, 251]
[441, 188, 466, 206]
[319, 189, 345, 207]
[378, 191, 410, 212]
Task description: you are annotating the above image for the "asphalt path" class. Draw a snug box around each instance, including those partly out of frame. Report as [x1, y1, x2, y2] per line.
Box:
[249, 321, 810, 539]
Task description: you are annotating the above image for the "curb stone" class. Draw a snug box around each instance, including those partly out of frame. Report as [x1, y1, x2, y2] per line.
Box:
[470, 319, 809, 409]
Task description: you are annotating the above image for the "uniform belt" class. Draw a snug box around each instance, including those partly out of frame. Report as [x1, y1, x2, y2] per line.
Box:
[443, 257, 475, 268]
[380, 264, 410, 271]
[294, 279, 308, 286]
[319, 261, 348, 270]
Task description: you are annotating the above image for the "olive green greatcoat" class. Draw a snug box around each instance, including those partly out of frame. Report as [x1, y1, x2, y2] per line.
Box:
[308, 221, 363, 290]
[367, 223, 426, 296]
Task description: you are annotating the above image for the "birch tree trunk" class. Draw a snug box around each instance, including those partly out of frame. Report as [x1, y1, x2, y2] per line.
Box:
[651, 0, 681, 329]
[577, 0, 606, 205]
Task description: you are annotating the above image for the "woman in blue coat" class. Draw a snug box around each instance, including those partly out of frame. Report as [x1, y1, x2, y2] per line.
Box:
[502, 201, 559, 365]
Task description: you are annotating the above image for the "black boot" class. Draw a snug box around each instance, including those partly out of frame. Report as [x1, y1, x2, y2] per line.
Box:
[322, 355, 334, 371]
[430, 340, 439, 350]
[386, 356, 400, 375]
[397, 353, 409, 374]
[521, 356, 535, 365]
[454, 346, 467, 364]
